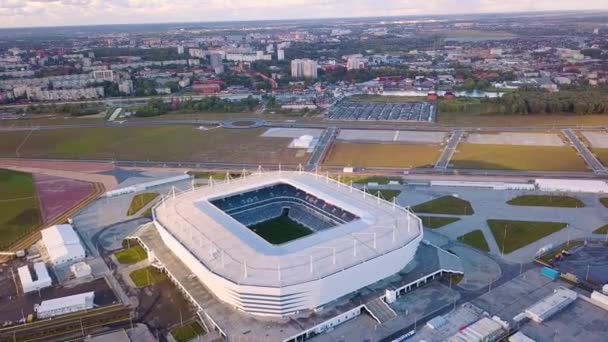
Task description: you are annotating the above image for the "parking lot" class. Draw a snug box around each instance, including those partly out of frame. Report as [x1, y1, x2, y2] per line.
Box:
[326, 100, 436, 122]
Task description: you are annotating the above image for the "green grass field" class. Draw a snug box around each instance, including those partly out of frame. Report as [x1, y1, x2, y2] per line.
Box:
[0, 169, 41, 249]
[0, 126, 308, 165]
[451, 144, 589, 171]
[457, 230, 490, 252]
[114, 245, 147, 264]
[411, 196, 474, 215]
[188, 171, 244, 180]
[420, 216, 461, 229]
[324, 143, 441, 168]
[599, 197, 608, 208]
[507, 195, 585, 208]
[129, 266, 168, 287]
[593, 224, 608, 234]
[592, 148, 608, 168]
[127, 192, 159, 216]
[487, 219, 567, 254]
[365, 189, 402, 201]
[171, 321, 206, 342]
[249, 214, 313, 244]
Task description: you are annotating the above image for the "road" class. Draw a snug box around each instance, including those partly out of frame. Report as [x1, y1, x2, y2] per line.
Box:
[563, 128, 607, 174]
[434, 129, 463, 170]
[306, 126, 337, 170]
[2, 116, 608, 133]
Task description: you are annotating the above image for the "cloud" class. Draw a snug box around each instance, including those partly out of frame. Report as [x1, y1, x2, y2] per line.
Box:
[0, 0, 606, 28]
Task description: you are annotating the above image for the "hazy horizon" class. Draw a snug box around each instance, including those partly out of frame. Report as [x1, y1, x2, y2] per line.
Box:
[0, 0, 607, 29]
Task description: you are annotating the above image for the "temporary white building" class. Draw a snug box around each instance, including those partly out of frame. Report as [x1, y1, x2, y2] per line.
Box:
[525, 287, 577, 323]
[535, 179, 608, 193]
[18, 262, 52, 294]
[35, 291, 95, 319]
[41, 224, 85, 266]
[290, 135, 317, 149]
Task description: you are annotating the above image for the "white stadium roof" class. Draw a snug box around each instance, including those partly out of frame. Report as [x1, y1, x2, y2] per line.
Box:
[153, 171, 422, 288]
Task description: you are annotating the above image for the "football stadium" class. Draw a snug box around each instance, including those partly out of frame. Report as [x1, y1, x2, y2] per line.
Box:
[151, 171, 422, 315]
[133, 171, 462, 340]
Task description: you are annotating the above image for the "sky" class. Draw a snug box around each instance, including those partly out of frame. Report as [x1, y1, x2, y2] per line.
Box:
[0, 0, 607, 28]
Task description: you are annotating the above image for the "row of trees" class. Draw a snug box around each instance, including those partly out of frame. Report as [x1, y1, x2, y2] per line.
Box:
[497, 89, 608, 115]
[133, 96, 260, 117]
[19, 102, 105, 116]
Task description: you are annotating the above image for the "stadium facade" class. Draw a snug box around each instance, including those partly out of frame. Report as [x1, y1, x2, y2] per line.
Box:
[150, 171, 423, 317]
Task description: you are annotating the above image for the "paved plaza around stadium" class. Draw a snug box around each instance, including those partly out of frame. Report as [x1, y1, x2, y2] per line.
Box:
[399, 184, 608, 263]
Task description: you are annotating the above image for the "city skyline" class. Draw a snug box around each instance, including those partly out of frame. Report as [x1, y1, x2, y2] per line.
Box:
[0, 0, 607, 28]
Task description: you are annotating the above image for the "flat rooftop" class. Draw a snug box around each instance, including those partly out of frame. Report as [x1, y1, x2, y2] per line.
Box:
[153, 171, 422, 287]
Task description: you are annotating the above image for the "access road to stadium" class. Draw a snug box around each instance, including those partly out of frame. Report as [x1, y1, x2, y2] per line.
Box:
[434, 129, 463, 170]
[563, 128, 607, 174]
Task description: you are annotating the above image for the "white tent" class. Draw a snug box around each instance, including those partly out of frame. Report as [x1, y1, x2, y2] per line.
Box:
[41, 224, 85, 266]
[290, 135, 316, 149]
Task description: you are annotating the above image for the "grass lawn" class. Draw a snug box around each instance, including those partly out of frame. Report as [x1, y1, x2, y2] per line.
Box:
[129, 266, 167, 287]
[127, 192, 159, 216]
[592, 148, 608, 168]
[420, 216, 461, 229]
[0, 169, 41, 249]
[507, 195, 585, 208]
[324, 143, 441, 168]
[457, 230, 490, 252]
[114, 245, 147, 264]
[599, 197, 608, 208]
[0, 126, 308, 165]
[451, 144, 589, 171]
[171, 321, 206, 342]
[487, 219, 568, 254]
[365, 189, 402, 201]
[438, 112, 608, 127]
[593, 224, 608, 234]
[249, 214, 313, 244]
[411, 196, 474, 215]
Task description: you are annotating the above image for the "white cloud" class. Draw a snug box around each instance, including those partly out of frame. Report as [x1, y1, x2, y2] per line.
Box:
[0, 0, 606, 28]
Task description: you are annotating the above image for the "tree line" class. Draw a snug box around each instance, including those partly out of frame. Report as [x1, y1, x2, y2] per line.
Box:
[133, 96, 260, 117]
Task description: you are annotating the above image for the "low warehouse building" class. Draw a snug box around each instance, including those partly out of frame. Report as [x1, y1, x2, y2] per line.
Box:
[41, 224, 85, 267]
[524, 287, 577, 323]
[35, 292, 95, 319]
[18, 262, 52, 294]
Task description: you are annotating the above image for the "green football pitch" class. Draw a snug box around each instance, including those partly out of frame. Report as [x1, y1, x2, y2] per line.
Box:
[248, 214, 313, 244]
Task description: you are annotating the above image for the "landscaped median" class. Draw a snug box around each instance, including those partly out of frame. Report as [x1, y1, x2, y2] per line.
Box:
[114, 244, 147, 264]
[170, 321, 206, 342]
[507, 195, 585, 208]
[411, 195, 474, 215]
[129, 266, 167, 287]
[126, 192, 159, 216]
[420, 216, 461, 229]
[457, 230, 490, 252]
[593, 224, 608, 234]
[487, 219, 568, 254]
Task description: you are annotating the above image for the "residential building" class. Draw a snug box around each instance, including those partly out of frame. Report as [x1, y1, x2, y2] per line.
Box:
[291, 59, 318, 79]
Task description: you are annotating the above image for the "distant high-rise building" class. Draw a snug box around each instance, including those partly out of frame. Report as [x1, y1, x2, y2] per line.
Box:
[346, 57, 367, 70]
[177, 45, 185, 54]
[92, 69, 114, 81]
[277, 49, 285, 61]
[210, 53, 223, 67]
[291, 59, 317, 79]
